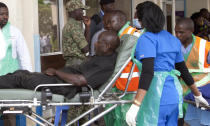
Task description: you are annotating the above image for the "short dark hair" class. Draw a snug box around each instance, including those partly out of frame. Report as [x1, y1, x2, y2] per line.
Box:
[176, 17, 194, 31]
[190, 12, 201, 21]
[112, 10, 127, 25]
[0, 2, 7, 9]
[99, 30, 120, 52]
[107, 31, 120, 51]
[135, 2, 141, 11]
[136, 1, 165, 33]
[200, 8, 208, 14]
[100, 0, 115, 5]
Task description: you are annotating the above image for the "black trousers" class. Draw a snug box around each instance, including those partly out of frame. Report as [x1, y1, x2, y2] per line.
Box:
[0, 70, 78, 99]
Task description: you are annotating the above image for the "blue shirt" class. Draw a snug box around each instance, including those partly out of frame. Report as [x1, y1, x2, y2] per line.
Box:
[181, 43, 192, 56]
[208, 52, 210, 64]
[135, 30, 184, 105]
[100, 10, 104, 16]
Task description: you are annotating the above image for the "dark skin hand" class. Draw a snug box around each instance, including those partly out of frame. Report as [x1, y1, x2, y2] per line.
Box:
[44, 68, 87, 86]
[83, 16, 91, 26]
[81, 45, 89, 53]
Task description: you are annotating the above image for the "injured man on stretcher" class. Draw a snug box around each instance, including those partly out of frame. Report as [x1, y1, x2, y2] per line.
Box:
[0, 30, 120, 99]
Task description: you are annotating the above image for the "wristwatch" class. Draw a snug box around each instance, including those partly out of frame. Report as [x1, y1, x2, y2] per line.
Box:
[133, 99, 141, 106]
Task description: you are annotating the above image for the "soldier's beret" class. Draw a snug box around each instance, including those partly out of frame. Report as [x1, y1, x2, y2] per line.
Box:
[66, 0, 90, 12]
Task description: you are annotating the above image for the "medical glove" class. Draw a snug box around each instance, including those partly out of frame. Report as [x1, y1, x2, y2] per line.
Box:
[126, 104, 139, 126]
[194, 93, 209, 108]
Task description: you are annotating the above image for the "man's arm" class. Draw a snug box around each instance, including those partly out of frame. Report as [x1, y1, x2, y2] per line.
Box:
[44, 68, 87, 86]
[70, 21, 89, 54]
[188, 84, 200, 96]
[175, 61, 209, 107]
[14, 27, 33, 71]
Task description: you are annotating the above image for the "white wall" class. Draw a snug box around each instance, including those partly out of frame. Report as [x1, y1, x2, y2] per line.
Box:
[132, 0, 163, 19]
[186, 0, 210, 17]
[176, 0, 184, 11]
[0, 0, 39, 71]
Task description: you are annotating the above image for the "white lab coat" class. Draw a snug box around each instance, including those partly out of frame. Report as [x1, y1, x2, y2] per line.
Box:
[0, 24, 32, 72]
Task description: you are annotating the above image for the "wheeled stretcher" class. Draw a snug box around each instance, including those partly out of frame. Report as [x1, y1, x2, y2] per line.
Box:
[0, 34, 139, 126]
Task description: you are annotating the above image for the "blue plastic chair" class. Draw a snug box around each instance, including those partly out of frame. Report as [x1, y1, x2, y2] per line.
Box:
[0, 114, 26, 126]
[54, 105, 69, 126]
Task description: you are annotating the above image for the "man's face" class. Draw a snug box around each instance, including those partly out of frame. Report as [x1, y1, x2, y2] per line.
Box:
[175, 24, 192, 44]
[0, 7, 8, 28]
[74, 8, 84, 20]
[103, 13, 110, 30]
[106, 15, 120, 32]
[94, 34, 108, 55]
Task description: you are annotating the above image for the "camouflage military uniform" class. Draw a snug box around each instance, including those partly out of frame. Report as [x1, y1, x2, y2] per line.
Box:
[67, 105, 93, 126]
[62, 17, 88, 67]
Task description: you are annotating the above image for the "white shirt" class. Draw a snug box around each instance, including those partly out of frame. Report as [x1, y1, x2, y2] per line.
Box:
[8, 25, 32, 71]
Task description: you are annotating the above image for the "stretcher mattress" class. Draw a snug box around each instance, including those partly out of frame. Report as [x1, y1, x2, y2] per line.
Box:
[0, 89, 65, 102]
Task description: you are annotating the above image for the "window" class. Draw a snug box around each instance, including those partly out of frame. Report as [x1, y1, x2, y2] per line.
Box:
[38, 0, 62, 55]
[38, 0, 65, 72]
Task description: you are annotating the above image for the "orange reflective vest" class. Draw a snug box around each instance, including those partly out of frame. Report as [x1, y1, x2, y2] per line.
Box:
[114, 24, 142, 91]
[186, 36, 210, 70]
[182, 36, 210, 94]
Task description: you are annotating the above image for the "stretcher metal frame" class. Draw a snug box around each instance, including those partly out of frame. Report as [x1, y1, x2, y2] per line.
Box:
[184, 99, 210, 110]
[0, 57, 137, 126]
